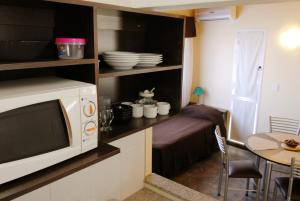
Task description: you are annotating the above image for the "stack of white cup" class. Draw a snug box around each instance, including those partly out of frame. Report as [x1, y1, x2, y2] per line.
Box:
[123, 102, 171, 119]
[157, 102, 171, 115]
[132, 104, 144, 118]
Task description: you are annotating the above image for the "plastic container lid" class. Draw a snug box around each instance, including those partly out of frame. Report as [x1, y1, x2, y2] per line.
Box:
[55, 38, 86, 45]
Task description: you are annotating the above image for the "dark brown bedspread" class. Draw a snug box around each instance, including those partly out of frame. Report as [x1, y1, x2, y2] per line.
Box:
[182, 105, 227, 137]
[153, 105, 226, 178]
[153, 116, 213, 149]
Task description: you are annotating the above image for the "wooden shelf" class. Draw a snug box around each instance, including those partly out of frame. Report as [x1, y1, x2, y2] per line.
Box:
[0, 59, 97, 71]
[98, 65, 182, 78]
[101, 112, 178, 143]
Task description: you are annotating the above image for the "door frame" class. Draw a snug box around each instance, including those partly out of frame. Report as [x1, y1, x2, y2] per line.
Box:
[227, 29, 267, 144]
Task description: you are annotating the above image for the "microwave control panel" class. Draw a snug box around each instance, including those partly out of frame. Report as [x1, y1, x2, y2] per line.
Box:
[80, 96, 98, 149]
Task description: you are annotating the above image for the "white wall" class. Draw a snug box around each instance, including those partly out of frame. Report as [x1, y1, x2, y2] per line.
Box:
[196, 2, 300, 133]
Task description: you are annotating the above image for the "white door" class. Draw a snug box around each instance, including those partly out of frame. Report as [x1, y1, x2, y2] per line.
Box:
[229, 30, 266, 143]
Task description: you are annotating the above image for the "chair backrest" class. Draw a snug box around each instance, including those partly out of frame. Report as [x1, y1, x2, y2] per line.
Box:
[287, 157, 300, 200]
[215, 126, 228, 157]
[269, 116, 300, 135]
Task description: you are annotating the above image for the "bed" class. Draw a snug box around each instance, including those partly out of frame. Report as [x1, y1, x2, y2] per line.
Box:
[153, 105, 227, 178]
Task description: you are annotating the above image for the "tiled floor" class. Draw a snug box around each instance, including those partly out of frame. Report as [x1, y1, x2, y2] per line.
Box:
[124, 188, 172, 201]
[173, 146, 287, 201]
[145, 173, 217, 201]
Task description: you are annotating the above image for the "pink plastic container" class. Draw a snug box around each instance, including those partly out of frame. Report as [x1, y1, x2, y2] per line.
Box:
[55, 38, 86, 59]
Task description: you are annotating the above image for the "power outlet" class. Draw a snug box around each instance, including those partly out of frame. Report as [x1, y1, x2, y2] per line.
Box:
[272, 83, 280, 92]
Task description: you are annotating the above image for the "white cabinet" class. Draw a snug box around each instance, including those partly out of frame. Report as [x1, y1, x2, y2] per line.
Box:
[109, 130, 145, 200]
[50, 154, 121, 201]
[12, 130, 148, 201]
[13, 154, 121, 201]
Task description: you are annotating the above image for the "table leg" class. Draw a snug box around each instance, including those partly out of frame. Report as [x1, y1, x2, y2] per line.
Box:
[263, 161, 273, 201]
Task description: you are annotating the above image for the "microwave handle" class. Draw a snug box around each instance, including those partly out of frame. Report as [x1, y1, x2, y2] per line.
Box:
[59, 100, 73, 144]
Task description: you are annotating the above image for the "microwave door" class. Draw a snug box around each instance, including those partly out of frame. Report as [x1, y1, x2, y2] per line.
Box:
[59, 100, 73, 144]
[0, 100, 70, 164]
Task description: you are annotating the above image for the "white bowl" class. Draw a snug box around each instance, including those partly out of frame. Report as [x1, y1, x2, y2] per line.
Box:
[104, 59, 139, 63]
[109, 66, 134, 70]
[104, 51, 139, 57]
[137, 61, 162, 67]
[105, 60, 138, 69]
[103, 54, 140, 58]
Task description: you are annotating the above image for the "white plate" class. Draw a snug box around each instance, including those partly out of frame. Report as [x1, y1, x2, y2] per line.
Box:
[139, 62, 162, 65]
[105, 60, 138, 65]
[138, 61, 162, 64]
[104, 51, 139, 56]
[139, 53, 162, 57]
[140, 55, 162, 57]
[281, 143, 300, 151]
[103, 55, 140, 58]
[103, 57, 140, 60]
[140, 56, 162, 59]
[105, 60, 138, 68]
[137, 63, 160, 67]
[139, 59, 163, 62]
[104, 58, 139, 62]
[111, 66, 134, 70]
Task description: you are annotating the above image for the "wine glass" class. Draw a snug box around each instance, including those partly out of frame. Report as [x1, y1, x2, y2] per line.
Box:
[104, 108, 114, 131]
[99, 109, 114, 132]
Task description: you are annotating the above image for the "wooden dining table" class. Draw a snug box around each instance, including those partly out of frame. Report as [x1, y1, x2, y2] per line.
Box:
[245, 132, 300, 201]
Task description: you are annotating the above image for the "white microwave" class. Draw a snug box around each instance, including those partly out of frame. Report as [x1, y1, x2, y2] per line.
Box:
[0, 77, 98, 184]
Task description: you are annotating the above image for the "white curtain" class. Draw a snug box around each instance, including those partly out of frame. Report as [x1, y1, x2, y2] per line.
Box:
[181, 38, 194, 107]
[230, 31, 265, 142]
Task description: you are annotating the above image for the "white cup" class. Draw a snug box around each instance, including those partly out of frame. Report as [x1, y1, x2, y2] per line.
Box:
[157, 102, 171, 115]
[143, 105, 158, 118]
[132, 104, 143, 118]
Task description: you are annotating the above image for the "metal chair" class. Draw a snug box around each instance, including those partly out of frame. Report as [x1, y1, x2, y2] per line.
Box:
[261, 116, 300, 189]
[215, 126, 262, 201]
[273, 157, 300, 201]
[269, 116, 300, 135]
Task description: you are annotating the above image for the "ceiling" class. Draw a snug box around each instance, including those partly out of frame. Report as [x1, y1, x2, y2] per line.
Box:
[85, 0, 300, 11]
[136, 0, 300, 10]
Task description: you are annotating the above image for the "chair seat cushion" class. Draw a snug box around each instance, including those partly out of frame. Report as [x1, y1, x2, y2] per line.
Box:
[275, 177, 300, 200]
[228, 160, 262, 178]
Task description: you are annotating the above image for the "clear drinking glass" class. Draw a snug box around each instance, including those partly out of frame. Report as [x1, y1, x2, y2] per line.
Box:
[99, 109, 114, 132]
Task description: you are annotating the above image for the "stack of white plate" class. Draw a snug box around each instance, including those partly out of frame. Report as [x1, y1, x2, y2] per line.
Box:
[103, 51, 139, 70]
[137, 53, 163, 67]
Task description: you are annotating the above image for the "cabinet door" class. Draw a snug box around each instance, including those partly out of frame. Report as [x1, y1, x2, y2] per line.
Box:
[50, 154, 121, 201]
[110, 131, 145, 200]
[12, 186, 50, 201]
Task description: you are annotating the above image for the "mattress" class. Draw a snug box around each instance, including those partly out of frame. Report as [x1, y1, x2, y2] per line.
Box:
[153, 114, 217, 178]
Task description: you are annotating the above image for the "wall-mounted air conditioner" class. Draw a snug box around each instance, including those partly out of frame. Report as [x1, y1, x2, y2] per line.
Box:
[195, 6, 237, 21]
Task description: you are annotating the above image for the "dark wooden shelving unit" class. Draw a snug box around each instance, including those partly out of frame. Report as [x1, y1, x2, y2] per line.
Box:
[0, 59, 97, 71]
[96, 6, 185, 138]
[101, 113, 178, 143]
[98, 65, 182, 78]
[0, 0, 185, 199]
[0, 0, 97, 82]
